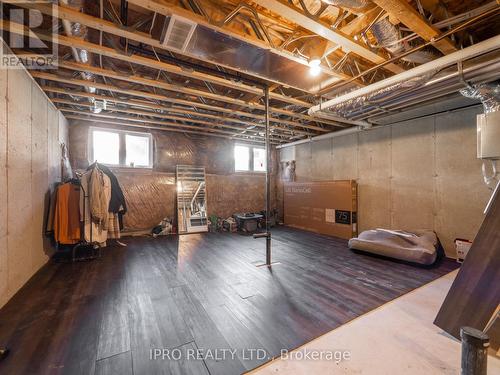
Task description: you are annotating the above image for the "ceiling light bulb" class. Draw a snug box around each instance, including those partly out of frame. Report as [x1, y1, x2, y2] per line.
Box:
[309, 58, 321, 67]
[310, 65, 321, 76]
[309, 58, 321, 76]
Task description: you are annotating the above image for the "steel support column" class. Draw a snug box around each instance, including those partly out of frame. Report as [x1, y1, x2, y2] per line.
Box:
[253, 86, 272, 265]
[265, 86, 272, 265]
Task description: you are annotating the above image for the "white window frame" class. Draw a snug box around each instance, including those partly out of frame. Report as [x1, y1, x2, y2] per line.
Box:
[234, 143, 267, 173]
[88, 127, 153, 169]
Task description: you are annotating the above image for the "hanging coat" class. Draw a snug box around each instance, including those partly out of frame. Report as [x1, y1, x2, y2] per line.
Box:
[80, 167, 111, 244]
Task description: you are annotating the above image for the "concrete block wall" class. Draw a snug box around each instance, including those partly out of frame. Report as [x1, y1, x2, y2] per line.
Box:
[284, 106, 492, 257]
[0, 67, 68, 309]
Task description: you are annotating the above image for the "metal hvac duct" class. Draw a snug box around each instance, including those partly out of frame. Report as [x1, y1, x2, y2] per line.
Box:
[460, 82, 500, 114]
[371, 18, 437, 64]
[158, 18, 339, 93]
[60, 0, 98, 110]
[329, 52, 500, 120]
[308, 35, 500, 116]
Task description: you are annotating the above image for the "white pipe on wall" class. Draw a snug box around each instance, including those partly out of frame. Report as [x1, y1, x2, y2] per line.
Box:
[276, 125, 369, 149]
[308, 34, 500, 116]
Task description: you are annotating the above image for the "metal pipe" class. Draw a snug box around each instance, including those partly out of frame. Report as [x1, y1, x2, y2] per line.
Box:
[276, 125, 367, 149]
[218, 3, 275, 48]
[60, 0, 96, 98]
[309, 34, 500, 116]
[347, 56, 500, 120]
[253, 87, 272, 264]
[265, 86, 271, 265]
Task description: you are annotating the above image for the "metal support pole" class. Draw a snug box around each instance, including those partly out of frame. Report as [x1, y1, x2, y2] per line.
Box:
[252, 86, 272, 266]
[264, 86, 272, 265]
[460, 327, 489, 375]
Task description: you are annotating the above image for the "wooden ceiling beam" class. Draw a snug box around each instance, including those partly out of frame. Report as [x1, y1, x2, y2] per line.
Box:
[126, 0, 352, 82]
[371, 0, 457, 54]
[56, 61, 326, 127]
[2, 19, 345, 128]
[59, 107, 255, 134]
[0, 18, 307, 107]
[60, 108, 255, 136]
[62, 111, 286, 143]
[251, 0, 404, 74]
[5, 1, 329, 103]
[41, 86, 315, 133]
[65, 115, 281, 144]
[53, 98, 310, 136]
[33, 73, 328, 132]
[340, 6, 384, 36]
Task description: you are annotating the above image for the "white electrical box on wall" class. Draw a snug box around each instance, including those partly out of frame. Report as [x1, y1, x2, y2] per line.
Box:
[477, 111, 500, 159]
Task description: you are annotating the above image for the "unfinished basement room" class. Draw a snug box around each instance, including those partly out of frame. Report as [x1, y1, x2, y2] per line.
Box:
[0, 0, 499, 374]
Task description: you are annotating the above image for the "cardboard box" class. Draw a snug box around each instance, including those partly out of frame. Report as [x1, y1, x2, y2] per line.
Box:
[284, 180, 357, 239]
[455, 238, 473, 263]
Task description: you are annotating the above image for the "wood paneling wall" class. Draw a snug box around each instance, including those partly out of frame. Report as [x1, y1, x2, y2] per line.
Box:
[0, 66, 68, 309]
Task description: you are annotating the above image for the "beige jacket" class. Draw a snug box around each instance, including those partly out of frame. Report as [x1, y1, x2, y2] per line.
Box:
[89, 167, 110, 227]
[80, 168, 111, 244]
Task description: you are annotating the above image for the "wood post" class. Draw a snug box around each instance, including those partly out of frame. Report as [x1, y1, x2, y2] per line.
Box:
[460, 326, 489, 375]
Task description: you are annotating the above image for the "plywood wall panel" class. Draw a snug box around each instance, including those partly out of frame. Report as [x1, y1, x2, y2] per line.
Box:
[47, 105, 60, 184]
[0, 63, 67, 309]
[31, 83, 49, 270]
[7, 69, 32, 298]
[391, 118, 435, 230]
[0, 67, 8, 307]
[434, 109, 489, 253]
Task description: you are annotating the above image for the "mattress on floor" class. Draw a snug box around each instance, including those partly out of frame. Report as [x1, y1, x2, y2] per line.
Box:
[348, 229, 438, 265]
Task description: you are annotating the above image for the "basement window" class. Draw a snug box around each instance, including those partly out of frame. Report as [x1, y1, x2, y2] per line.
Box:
[89, 127, 153, 168]
[234, 144, 266, 172]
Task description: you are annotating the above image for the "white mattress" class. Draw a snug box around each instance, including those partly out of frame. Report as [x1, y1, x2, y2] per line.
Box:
[348, 229, 438, 265]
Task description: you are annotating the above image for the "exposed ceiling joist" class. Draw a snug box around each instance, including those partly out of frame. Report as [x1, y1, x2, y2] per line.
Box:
[251, 0, 404, 74]
[66, 115, 279, 143]
[126, 0, 354, 81]
[60, 108, 269, 138]
[339, 6, 384, 36]
[0, 18, 308, 107]
[40, 85, 322, 132]
[56, 61, 332, 126]
[32, 72, 330, 132]
[3, 19, 350, 128]
[10, 0, 348, 95]
[371, 0, 457, 54]
[51, 98, 312, 136]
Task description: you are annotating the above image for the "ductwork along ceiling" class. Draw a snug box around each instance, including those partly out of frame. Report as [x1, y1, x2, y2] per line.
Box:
[1, 0, 499, 144]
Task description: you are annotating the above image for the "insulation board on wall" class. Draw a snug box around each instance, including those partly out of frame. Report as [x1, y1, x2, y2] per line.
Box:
[284, 180, 357, 239]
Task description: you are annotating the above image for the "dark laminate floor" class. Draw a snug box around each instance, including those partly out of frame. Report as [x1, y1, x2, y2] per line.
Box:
[0, 226, 458, 375]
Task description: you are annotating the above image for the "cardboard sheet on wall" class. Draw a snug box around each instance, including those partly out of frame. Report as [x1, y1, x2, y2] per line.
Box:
[284, 180, 357, 239]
